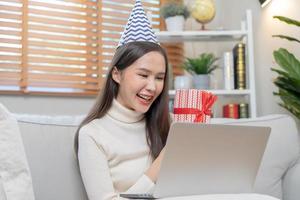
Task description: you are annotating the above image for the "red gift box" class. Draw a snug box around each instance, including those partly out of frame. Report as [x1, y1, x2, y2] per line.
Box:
[173, 89, 217, 123]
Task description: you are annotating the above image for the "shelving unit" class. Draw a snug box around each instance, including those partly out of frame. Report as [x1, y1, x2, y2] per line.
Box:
[157, 30, 247, 42]
[156, 10, 257, 118]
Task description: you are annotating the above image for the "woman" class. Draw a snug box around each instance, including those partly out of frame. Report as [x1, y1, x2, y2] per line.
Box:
[74, 41, 171, 200]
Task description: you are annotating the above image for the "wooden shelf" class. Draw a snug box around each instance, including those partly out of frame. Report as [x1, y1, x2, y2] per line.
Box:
[156, 30, 247, 42]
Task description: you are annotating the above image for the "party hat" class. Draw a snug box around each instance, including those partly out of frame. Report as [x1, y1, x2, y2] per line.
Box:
[117, 0, 158, 47]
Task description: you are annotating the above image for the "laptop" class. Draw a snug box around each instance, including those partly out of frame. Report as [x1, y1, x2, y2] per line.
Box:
[120, 123, 271, 199]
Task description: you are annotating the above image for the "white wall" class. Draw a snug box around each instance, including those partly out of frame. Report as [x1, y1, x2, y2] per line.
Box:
[0, 0, 299, 121]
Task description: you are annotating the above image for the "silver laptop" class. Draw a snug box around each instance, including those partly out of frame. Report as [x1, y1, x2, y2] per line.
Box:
[121, 123, 271, 199]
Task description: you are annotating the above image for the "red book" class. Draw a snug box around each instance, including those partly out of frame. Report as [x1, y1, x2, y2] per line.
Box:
[223, 104, 239, 119]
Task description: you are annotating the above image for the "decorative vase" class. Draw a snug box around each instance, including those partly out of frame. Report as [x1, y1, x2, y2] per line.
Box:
[193, 74, 210, 89]
[174, 75, 192, 89]
[165, 16, 185, 31]
[191, 0, 216, 30]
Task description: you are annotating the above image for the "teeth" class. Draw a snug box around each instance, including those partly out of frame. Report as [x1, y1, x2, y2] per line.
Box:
[138, 94, 152, 101]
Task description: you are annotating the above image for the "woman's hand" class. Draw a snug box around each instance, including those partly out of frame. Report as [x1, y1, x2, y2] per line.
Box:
[145, 147, 165, 183]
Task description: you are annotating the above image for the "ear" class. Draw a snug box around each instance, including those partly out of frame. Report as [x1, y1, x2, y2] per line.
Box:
[112, 67, 121, 84]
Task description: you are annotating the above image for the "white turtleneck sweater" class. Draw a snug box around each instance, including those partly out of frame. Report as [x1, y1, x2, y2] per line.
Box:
[78, 99, 155, 200]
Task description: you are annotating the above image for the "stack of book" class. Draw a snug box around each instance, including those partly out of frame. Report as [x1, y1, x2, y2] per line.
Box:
[223, 103, 249, 118]
[223, 42, 247, 90]
[233, 43, 246, 89]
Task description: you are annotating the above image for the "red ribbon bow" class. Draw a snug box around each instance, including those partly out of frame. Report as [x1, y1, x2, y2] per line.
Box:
[173, 107, 212, 122]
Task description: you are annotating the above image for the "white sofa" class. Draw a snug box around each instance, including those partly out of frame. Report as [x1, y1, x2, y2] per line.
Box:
[4, 112, 300, 200]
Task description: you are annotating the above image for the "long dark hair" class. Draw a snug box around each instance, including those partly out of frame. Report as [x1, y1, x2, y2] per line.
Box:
[74, 41, 170, 159]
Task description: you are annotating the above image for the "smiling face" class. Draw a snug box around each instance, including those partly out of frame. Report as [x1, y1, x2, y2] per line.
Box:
[112, 51, 166, 113]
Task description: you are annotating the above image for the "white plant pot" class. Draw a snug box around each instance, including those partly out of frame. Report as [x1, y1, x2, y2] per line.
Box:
[193, 74, 210, 89]
[174, 75, 192, 89]
[165, 16, 185, 31]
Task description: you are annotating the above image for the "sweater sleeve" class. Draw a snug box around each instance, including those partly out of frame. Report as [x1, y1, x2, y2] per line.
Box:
[78, 127, 155, 200]
[125, 174, 155, 194]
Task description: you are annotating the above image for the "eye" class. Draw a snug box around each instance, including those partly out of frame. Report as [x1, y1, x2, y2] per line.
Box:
[138, 74, 148, 78]
[156, 76, 165, 81]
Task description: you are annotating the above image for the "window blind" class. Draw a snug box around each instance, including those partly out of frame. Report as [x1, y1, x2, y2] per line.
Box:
[0, 0, 23, 92]
[162, 43, 184, 75]
[0, 0, 102, 95]
[0, 0, 181, 96]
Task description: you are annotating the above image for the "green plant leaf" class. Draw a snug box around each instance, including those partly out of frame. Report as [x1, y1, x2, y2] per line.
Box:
[272, 68, 300, 86]
[182, 53, 219, 75]
[208, 65, 218, 74]
[273, 16, 300, 27]
[274, 89, 300, 117]
[273, 48, 300, 79]
[274, 77, 300, 93]
[272, 35, 300, 44]
[279, 103, 300, 119]
[275, 89, 300, 119]
[271, 68, 290, 77]
[278, 93, 300, 109]
[160, 3, 190, 19]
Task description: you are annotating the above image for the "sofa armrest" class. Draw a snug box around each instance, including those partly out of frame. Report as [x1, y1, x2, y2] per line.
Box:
[283, 157, 300, 200]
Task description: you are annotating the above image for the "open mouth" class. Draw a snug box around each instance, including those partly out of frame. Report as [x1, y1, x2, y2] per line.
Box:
[137, 93, 153, 103]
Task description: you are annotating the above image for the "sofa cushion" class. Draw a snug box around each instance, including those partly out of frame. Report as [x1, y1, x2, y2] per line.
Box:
[212, 115, 300, 199]
[16, 114, 88, 200]
[0, 177, 7, 200]
[0, 104, 35, 200]
[13, 113, 298, 200]
[282, 156, 300, 200]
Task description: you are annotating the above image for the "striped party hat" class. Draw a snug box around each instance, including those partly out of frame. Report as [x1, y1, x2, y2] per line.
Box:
[117, 0, 158, 47]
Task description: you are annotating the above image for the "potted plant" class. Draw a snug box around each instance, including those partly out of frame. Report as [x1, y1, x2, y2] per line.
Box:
[160, 3, 189, 31]
[183, 53, 218, 89]
[271, 16, 300, 120]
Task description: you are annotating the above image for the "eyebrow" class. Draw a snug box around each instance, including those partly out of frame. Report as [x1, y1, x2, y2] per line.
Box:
[136, 68, 166, 75]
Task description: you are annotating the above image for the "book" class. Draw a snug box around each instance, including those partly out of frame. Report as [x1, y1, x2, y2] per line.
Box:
[223, 51, 235, 90]
[233, 42, 246, 90]
[223, 104, 239, 119]
[239, 103, 249, 118]
[223, 103, 249, 118]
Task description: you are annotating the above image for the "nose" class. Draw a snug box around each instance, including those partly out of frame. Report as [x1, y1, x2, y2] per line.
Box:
[146, 77, 156, 92]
